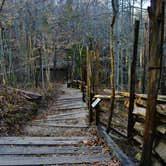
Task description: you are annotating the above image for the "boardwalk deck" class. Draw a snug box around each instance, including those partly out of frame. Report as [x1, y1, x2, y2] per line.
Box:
[0, 84, 112, 165]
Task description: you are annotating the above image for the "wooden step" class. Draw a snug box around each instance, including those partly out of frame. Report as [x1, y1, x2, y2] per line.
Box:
[0, 137, 92, 145]
[0, 154, 110, 165]
[43, 114, 86, 121]
[24, 126, 92, 136]
[32, 123, 89, 128]
[54, 99, 83, 104]
[47, 111, 87, 119]
[52, 105, 86, 111]
[0, 145, 102, 155]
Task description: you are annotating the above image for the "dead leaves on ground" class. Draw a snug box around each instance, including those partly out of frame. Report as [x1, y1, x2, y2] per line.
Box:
[0, 87, 38, 136]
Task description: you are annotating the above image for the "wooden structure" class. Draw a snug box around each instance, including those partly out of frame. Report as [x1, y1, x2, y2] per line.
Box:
[36, 62, 68, 83]
[0, 84, 112, 165]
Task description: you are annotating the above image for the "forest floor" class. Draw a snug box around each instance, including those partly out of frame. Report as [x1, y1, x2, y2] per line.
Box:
[0, 84, 57, 136]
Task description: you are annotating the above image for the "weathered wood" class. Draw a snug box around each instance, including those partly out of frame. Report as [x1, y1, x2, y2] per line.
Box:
[57, 96, 82, 100]
[86, 47, 93, 124]
[0, 137, 91, 145]
[52, 105, 86, 111]
[109, 127, 127, 138]
[157, 104, 166, 116]
[9, 87, 42, 101]
[140, 1, 165, 165]
[133, 107, 146, 118]
[0, 83, 115, 165]
[106, 0, 116, 133]
[94, 42, 100, 94]
[0, 154, 111, 165]
[47, 111, 87, 119]
[0, 146, 102, 155]
[128, 20, 140, 139]
[40, 114, 87, 121]
[136, 94, 166, 103]
[119, 92, 166, 104]
[53, 102, 85, 108]
[95, 105, 100, 126]
[1, 86, 42, 101]
[142, 22, 149, 93]
[94, 95, 111, 99]
[54, 99, 82, 105]
[134, 122, 144, 136]
[32, 123, 89, 128]
[133, 135, 143, 145]
[24, 126, 90, 136]
[97, 126, 134, 166]
[156, 125, 166, 135]
[154, 139, 166, 163]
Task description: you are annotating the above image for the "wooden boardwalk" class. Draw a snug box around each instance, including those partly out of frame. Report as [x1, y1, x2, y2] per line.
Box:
[0, 84, 111, 165]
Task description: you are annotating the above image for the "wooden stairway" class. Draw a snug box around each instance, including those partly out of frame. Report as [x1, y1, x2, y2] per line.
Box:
[0, 84, 111, 165]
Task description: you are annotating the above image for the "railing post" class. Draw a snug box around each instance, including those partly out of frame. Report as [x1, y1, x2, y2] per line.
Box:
[86, 47, 93, 124]
[94, 42, 100, 126]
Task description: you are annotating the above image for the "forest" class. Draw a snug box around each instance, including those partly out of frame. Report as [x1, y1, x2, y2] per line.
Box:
[0, 0, 165, 166]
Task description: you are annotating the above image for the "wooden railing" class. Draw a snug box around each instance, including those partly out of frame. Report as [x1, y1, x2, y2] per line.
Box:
[70, 80, 166, 165]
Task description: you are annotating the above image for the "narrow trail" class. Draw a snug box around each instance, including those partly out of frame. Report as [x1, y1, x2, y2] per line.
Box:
[0, 84, 114, 165]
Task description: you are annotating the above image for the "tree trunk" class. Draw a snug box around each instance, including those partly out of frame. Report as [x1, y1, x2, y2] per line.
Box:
[142, 23, 149, 93]
[0, 0, 5, 13]
[140, 1, 165, 165]
[127, 20, 140, 139]
[106, 0, 116, 133]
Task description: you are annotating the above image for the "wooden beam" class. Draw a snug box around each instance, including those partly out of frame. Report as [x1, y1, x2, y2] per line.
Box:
[140, 1, 165, 165]
[97, 126, 134, 166]
[86, 47, 93, 124]
[0, 146, 102, 155]
[0, 154, 110, 165]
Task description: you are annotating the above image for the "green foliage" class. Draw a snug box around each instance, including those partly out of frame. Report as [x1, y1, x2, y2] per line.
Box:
[66, 44, 87, 80]
[31, 102, 38, 110]
[8, 72, 17, 85]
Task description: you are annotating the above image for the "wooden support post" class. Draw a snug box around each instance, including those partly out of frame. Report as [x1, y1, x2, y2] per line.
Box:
[142, 23, 149, 93]
[82, 55, 87, 102]
[94, 42, 100, 94]
[140, 1, 165, 165]
[86, 47, 93, 124]
[95, 105, 100, 126]
[127, 20, 140, 139]
[94, 42, 100, 125]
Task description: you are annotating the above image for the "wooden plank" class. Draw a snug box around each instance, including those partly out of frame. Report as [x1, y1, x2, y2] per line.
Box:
[45, 114, 87, 121]
[53, 102, 85, 108]
[7, 87, 42, 101]
[0, 136, 92, 141]
[24, 126, 90, 135]
[0, 154, 111, 165]
[0, 137, 91, 145]
[94, 95, 111, 99]
[0, 146, 102, 155]
[32, 123, 89, 128]
[119, 92, 166, 103]
[52, 105, 86, 110]
[47, 111, 87, 119]
[58, 96, 82, 100]
[54, 98, 82, 103]
[97, 126, 134, 166]
[55, 100, 86, 105]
